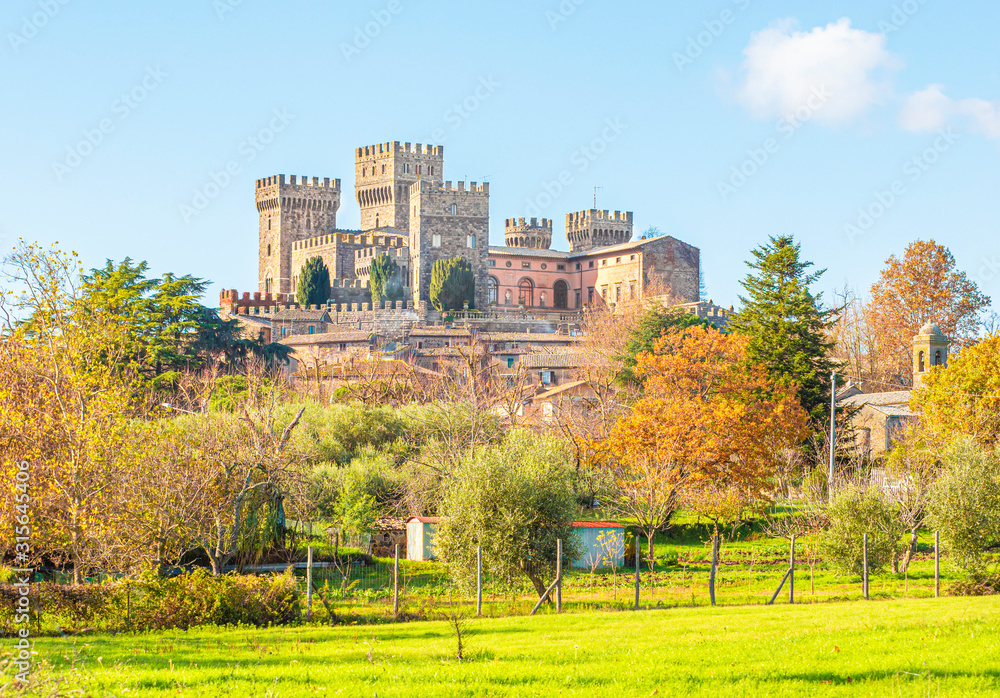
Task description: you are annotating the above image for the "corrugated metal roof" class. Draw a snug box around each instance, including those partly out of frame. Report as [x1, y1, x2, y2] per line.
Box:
[573, 521, 625, 529]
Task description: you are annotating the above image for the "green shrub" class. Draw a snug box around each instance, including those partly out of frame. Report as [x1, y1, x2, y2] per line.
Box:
[948, 574, 1000, 597]
[820, 484, 904, 576]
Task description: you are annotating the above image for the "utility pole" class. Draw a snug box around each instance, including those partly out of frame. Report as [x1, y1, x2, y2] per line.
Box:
[829, 370, 837, 503]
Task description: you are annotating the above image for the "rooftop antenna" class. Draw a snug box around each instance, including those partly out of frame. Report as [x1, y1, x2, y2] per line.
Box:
[594, 184, 603, 209]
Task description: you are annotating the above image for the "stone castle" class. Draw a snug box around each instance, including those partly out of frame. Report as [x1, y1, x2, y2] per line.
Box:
[238, 140, 701, 318]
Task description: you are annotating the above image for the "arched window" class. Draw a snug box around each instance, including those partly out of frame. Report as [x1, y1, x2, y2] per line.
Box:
[918, 350, 925, 372]
[488, 276, 499, 305]
[451, 204, 458, 215]
[267, 244, 271, 256]
[553, 280, 569, 309]
[934, 349, 943, 366]
[504, 290, 512, 305]
[518, 278, 534, 307]
[264, 275, 273, 294]
[375, 214, 380, 228]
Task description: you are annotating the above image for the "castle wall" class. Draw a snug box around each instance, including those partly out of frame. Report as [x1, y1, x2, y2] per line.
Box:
[410, 180, 490, 310]
[566, 209, 633, 253]
[257, 175, 342, 295]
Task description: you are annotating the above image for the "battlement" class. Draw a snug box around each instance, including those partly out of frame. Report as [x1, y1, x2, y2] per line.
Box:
[415, 180, 490, 195]
[331, 278, 371, 290]
[566, 209, 633, 225]
[356, 141, 445, 159]
[256, 174, 342, 190]
[505, 217, 553, 230]
[290, 231, 408, 252]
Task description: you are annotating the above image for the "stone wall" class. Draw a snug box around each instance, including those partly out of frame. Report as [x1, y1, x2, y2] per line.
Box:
[504, 217, 553, 249]
[257, 174, 342, 295]
[566, 209, 633, 252]
[410, 180, 490, 310]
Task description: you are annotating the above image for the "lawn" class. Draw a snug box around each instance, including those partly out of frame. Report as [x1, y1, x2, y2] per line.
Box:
[13, 596, 1000, 696]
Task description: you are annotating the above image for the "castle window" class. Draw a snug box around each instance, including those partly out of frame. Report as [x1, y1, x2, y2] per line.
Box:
[630, 281, 636, 299]
[430, 167, 434, 176]
[432, 234, 441, 248]
[488, 260, 496, 267]
[576, 263, 582, 271]
[382, 165, 386, 174]
[934, 349, 943, 366]
[918, 351, 925, 372]
[308, 326, 316, 335]
[522, 262, 531, 269]
[601, 286, 608, 301]
[518, 278, 534, 307]
[589, 261, 595, 269]
[557, 264, 565, 271]
[615, 283, 622, 302]
[616, 257, 621, 264]
[281, 326, 288, 337]
[602, 259, 607, 266]
[268, 219, 271, 231]
[416, 166, 421, 175]
[488, 276, 499, 304]
[451, 204, 458, 215]
[587, 287, 594, 303]
[467, 235, 476, 248]
[630, 254, 636, 260]
[339, 343, 347, 352]
[575, 290, 581, 307]
[267, 244, 271, 256]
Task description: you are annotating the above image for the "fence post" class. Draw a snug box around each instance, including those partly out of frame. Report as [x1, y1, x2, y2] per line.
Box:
[709, 534, 718, 606]
[393, 544, 400, 618]
[306, 545, 313, 621]
[789, 535, 795, 605]
[476, 546, 482, 618]
[934, 531, 940, 598]
[863, 533, 869, 600]
[556, 539, 562, 613]
[634, 535, 640, 611]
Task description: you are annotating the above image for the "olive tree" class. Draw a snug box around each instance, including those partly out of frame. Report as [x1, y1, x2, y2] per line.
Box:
[821, 484, 905, 576]
[433, 430, 582, 598]
[928, 438, 1000, 574]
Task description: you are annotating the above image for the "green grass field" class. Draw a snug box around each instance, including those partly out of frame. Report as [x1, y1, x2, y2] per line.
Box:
[13, 596, 1000, 696]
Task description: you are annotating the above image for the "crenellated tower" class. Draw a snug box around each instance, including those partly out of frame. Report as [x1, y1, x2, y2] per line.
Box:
[566, 209, 633, 252]
[355, 141, 444, 231]
[257, 174, 341, 295]
[504, 217, 553, 250]
[409, 180, 490, 310]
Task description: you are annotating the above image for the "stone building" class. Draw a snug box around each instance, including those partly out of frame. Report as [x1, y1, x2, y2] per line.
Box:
[252, 140, 701, 312]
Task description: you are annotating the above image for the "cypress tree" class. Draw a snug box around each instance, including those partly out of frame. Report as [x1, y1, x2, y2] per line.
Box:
[729, 235, 838, 422]
[296, 257, 330, 307]
[369, 253, 402, 304]
[430, 257, 475, 311]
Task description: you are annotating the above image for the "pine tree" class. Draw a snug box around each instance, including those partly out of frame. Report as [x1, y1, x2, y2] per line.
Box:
[369, 253, 402, 304]
[296, 257, 330, 307]
[729, 235, 838, 423]
[430, 257, 475, 311]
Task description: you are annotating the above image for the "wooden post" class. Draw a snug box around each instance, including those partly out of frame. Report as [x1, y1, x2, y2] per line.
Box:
[476, 546, 482, 618]
[556, 539, 562, 613]
[863, 533, 869, 600]
[306, 546, 313, 621]
[393, 544, 400, 618]
[789, 535, 795, 605]
[634, 535, 640, 611]
[709, 534, 718, 606]
[934, 531, 940, 598]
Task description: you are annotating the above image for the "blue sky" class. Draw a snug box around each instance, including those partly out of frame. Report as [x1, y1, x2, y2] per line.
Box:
[2, 0, 998, 313]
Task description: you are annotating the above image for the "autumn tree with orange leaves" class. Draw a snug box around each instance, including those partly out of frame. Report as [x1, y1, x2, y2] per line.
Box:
[596, 326, 809, 561]
[842, 240, 991, 387]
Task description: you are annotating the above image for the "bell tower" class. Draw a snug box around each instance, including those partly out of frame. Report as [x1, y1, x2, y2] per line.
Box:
[912, 322, 949, 387]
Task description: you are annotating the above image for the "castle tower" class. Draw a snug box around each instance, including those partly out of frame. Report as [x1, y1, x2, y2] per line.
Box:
[566, 209, 633, 252]
[504, 217, 553, 250]
[913, 322, 950, 387]
[409, 180, 490, 310]
[355, 142, 445, 231]
[257, 175, 342, 295]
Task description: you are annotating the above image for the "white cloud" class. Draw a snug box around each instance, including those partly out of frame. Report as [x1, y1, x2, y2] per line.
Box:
[901, 85, 1000, 139]
[738, 18, 900, 126]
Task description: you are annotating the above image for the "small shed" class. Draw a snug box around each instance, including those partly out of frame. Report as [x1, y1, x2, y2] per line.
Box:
[571, 521, 626, 569]
[370, 516, 407, 558]
[406, 517, 440, 562]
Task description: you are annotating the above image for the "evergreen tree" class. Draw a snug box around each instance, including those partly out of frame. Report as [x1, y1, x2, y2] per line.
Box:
[729, 235, 838, 422]
[296, 257, 330, 308]
[430, 257, 475, 311]
[369, 253, 402, 304]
